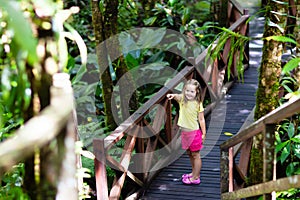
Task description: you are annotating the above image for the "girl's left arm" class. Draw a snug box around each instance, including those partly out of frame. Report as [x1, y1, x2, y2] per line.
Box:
[198, 111, 206, 142]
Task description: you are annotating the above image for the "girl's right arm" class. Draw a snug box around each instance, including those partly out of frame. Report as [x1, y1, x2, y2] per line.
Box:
[166, 94, 181, 101]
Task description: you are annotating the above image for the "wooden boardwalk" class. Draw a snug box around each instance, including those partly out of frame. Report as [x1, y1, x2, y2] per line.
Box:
[140, 14, 264, 200]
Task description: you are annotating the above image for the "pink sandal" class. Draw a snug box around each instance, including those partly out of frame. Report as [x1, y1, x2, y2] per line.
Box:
[182, 177, 201, 185]
[181, 174, 192, 179]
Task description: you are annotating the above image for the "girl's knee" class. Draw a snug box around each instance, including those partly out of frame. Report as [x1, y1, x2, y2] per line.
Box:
[190, 151, 200, 159]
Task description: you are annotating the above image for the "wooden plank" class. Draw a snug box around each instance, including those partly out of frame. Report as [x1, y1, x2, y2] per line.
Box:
[228, 15, 249, 32]
[237, 138, 252, 177]
[211, 59, 220, 95]
[151, 101, 167, 134]
[227, 1, 233, 20]
[222, 175, 300, 199]
[230, 0, 244, 15]
[109, 173, 127, 200]
[120, 135, 136, 169]
[93, 139, 109, 200]
[165, 100, 172, 143]
[229, 147, 234, 192]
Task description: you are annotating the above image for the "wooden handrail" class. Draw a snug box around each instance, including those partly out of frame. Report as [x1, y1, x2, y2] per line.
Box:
[220, 97, 300, 199]
[222, 174, 300, 199]
[230, 0, 245, 15]
[221, 98, 300, 150]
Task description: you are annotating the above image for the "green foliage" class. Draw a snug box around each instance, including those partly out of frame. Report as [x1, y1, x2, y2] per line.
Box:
[268, 36, 300, 77]
[0, 3, 34, 137]
[276, 58, 300, 198]
[279, 53, 300, 104]
[0, 0, 88, 198]
[78, 121, 108, 150]
[0, 0, 38, 65]
[0, 163, 29, 200]
[282, 57, 300, 75]
[195, 21, 219, 48]
[118, 1, 139, 29]
[276, 120, 300, 173]
[207, 27, 249, 81]
[276, 118, 300, 198]
[276, 188, 300, 199]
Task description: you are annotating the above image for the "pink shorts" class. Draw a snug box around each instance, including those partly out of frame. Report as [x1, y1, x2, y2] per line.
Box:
[181, 129, 203, 152]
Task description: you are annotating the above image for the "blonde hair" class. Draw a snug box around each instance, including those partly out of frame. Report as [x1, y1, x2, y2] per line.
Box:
[181, 79, 202, 104]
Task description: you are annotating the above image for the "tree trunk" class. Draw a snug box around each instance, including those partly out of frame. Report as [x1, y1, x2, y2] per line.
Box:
[219, 0, 229, 28]
[250, 0, 288, 186]
[91, 0, 139, 129]
[91, 0, 116, 130]
[115, 57, 139, 122]
[293, 0, 300, 86]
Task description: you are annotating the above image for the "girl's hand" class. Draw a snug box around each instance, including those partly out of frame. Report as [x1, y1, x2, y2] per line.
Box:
[166, 94, 174, 100]
[202, 134, 206, 142]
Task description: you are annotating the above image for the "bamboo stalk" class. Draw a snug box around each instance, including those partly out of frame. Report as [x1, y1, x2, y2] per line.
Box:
[0, 73, 74, 174]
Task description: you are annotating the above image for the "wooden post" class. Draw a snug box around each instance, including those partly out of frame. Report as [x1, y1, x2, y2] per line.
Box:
[56, 115, 78, 199]
[165, 99, 172, 144]
[241, 9, 250, 70]
[229, 147, 234, 192]
[263, 124, 276, 200]
[93, 138, 109, 200]
[220, 149, 229, 193]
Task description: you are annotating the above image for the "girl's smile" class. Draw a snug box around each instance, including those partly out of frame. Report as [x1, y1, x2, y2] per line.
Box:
[184, 84, 197, 100]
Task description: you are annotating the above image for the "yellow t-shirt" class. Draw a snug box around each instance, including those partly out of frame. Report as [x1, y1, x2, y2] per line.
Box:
[177, 100, 204, 130]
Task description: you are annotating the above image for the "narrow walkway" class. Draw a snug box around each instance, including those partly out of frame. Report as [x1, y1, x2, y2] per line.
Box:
[140, 14, 264, 200]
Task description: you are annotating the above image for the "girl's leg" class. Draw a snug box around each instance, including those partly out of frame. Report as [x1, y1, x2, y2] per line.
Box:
[190, 151, 201, 180]
[187, 150, 193, 176]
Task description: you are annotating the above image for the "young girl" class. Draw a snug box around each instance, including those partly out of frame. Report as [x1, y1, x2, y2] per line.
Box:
[166, 79, 206, 185]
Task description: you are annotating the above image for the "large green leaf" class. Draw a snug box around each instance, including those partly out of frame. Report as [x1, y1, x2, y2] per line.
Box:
[282, 57, 300, 75]
[143, 16, 157, 26]
[287, 122, 295, 139]
[276, 140, 289, 153]
[119, 31, 139, 55]
[125, 53, 139, 70]
[137, 28, 166, 49]
[280, 146, 290, 164]
[265, 35, 297, 45]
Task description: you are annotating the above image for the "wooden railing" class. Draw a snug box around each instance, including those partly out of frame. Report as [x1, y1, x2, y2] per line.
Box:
[93, 2, 250, 199]
[220, 97, 300, 199]
[0, 73, 78, 199]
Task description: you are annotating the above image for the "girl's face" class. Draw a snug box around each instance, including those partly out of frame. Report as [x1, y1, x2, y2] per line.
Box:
[184, 84, 197, 101]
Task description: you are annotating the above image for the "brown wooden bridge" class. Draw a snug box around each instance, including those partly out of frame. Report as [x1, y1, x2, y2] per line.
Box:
[1, 0, 300, 200]
[92, 1, 300, 199]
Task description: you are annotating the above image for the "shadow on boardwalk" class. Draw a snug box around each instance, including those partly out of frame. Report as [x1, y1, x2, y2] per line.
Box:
[140, 15, 264, 200]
